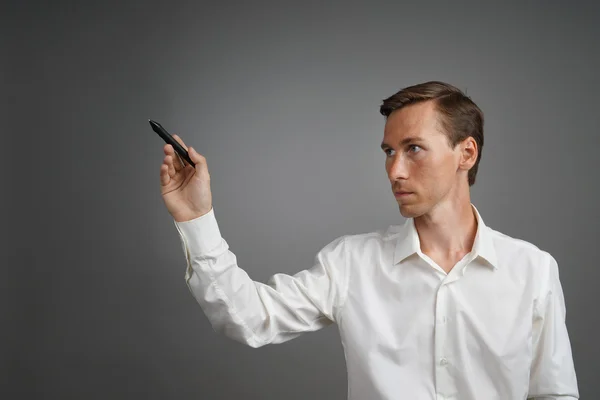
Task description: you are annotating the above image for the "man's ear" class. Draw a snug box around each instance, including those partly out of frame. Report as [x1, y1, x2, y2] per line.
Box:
[459, 137, 478, 171]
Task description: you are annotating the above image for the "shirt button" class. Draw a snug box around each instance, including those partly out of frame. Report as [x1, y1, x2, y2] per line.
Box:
[440, 357, 448, 366]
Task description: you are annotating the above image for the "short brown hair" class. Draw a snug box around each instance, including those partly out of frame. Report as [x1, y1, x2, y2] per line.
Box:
[380, 81, 484, 186]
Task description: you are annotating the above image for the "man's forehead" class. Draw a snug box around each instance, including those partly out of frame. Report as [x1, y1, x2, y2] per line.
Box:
[382, 103, 442, 142]
[386, 102, 438, 126]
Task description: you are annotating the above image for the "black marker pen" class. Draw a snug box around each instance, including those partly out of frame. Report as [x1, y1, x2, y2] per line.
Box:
[149, 119, 195, 168]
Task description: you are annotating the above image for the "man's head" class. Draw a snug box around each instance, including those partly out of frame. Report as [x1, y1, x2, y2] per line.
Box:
[379, 81, 483, 218]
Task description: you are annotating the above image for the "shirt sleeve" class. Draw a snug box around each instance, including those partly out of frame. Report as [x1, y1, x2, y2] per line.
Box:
[173, 207, 349, 348]
[527, 253, 579, 399]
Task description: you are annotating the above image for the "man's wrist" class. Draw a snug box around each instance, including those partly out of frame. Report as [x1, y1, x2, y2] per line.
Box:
[173, 207, 212, 223]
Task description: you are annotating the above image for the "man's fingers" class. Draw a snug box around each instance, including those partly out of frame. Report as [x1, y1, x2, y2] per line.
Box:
[165, 155, 177, 177]
[161, 154, 185, 187]
[160, 164, 170, 186]
[172, 134, 188, 151]
[164, 143, 184, 170]
[172, 134, 190, 168]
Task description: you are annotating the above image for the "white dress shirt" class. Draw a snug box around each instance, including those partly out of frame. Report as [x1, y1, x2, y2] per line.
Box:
[173, 203, 579, 400]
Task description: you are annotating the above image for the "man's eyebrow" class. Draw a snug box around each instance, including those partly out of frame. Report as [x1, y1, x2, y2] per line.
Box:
[380, 137, 426, 149]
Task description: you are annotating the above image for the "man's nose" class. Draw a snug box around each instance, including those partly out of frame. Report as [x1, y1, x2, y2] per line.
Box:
[388, 155, 409, 180]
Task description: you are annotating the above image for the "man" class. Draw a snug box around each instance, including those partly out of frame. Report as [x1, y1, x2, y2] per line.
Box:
[158, 81, 579, 399]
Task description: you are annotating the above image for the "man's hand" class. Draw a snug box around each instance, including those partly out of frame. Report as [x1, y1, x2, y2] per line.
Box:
[160, 134, 213, 222]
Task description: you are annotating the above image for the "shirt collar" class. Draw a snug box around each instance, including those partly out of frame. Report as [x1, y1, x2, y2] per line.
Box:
[392, 203, 498, 269]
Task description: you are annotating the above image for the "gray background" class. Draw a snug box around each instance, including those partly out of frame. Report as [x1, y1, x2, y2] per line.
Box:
[4, 1, 599, 399]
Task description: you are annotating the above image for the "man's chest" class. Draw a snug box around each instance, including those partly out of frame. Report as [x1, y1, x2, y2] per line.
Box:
[339, 256, 536, 368]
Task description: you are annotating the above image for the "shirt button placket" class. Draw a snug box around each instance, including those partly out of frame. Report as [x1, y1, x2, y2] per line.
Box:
[435, 281, 452, 396]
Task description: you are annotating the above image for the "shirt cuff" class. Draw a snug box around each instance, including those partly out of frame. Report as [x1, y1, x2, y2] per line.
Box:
[172, 207, 223, 256]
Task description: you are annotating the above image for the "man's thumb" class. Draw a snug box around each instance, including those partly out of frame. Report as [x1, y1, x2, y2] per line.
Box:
[188, 147, 206, 175]
[188, 147, 198, 164]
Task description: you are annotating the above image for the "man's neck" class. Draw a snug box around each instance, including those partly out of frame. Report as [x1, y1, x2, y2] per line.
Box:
[414, 199, 478, 261]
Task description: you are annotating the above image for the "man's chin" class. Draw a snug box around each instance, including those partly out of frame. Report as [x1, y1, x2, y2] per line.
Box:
[398, 202, 421, 219]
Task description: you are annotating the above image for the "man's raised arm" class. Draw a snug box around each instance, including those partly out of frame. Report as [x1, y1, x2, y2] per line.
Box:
[174, 207, 349, 348]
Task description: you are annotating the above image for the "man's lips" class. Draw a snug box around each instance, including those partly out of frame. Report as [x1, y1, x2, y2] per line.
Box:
[394, 191, 413, 197]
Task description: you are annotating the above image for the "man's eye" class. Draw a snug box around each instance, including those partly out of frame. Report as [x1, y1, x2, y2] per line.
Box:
[384, 149, 394, 156]
[409, 145, 422, 153]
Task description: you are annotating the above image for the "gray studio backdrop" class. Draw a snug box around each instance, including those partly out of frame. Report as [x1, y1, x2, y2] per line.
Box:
[5, 1, 599, 399]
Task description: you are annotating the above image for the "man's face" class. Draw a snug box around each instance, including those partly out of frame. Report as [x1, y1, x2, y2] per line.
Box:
[380, 101, 464, 218]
